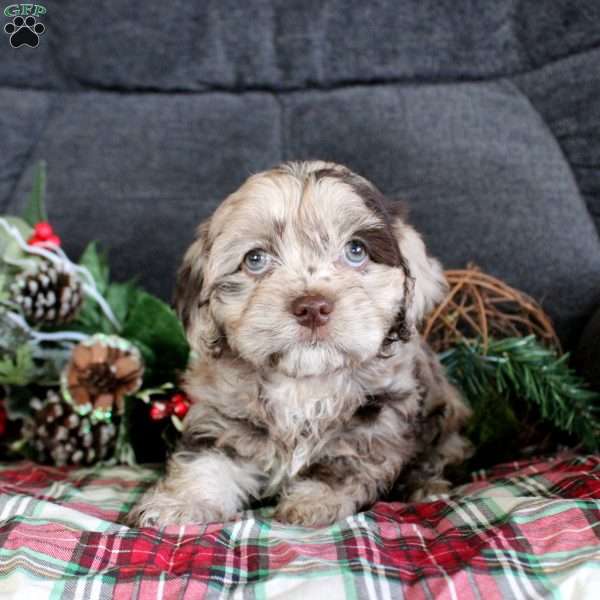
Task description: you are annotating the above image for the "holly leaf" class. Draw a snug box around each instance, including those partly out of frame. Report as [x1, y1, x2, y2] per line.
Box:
[22, 161, 48, 227]
[106, 281, 137, 325]
[122, 291, 189, 386]
[78, 241, 110, 294]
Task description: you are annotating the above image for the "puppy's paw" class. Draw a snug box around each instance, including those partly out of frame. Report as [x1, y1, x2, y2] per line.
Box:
[408, 477, 451, 502]
[275, 498, 346, 527]
[274, 481, 356, 527]
[127, 485, 225, 528]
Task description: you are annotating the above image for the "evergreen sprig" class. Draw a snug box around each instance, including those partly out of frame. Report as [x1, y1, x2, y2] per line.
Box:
[441, 336, 600, 452]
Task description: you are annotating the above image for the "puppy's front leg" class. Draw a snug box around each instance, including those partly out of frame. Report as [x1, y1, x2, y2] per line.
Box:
[275, 463, 385, 527]
[129, 449, 262, 527]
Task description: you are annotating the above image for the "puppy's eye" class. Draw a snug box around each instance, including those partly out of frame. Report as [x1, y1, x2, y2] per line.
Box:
[343, 240, 369, 267]
[243, 248, 271, 274]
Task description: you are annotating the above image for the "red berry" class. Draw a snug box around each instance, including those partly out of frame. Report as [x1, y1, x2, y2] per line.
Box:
[34, 222, 54, 240]
[149, 402, 169, 421]
[172, 399, 189, 418]
[45, 234, 61, 247]
[169, 393, 190, 418]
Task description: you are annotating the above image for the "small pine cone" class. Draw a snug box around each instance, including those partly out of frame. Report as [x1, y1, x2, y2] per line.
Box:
[11, 261, 83, 325]
[23, 390, 117, 467]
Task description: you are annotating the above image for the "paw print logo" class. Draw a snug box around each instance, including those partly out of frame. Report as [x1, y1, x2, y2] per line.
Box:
[4, 15, 45, 48]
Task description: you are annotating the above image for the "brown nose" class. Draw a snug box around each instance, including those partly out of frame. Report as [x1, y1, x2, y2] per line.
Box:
[291, 294, 334, 328]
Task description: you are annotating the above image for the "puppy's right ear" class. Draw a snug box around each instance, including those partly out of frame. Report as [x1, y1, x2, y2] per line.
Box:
[395, 223, 447, 329]
[173, 220, 211, 333]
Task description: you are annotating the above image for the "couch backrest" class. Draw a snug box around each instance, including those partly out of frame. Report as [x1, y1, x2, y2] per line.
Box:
[1, 1, 600, 346]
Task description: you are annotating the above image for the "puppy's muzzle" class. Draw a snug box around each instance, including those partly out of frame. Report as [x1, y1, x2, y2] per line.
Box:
[291, 294, 334, 328]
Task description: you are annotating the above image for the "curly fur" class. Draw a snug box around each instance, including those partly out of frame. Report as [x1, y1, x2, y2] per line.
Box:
[129, 161, 472, 528]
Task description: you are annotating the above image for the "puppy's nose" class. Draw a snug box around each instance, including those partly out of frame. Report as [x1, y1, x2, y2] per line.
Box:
[291, 294, 334, 328]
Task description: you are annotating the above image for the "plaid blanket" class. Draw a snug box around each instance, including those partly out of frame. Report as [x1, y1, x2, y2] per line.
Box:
[0, 454, 598, 599]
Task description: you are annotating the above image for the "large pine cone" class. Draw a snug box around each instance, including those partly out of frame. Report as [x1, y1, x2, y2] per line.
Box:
[11, 260, 83, 326]
[23, 390, 117, 467]
[62, 335, 143, 418]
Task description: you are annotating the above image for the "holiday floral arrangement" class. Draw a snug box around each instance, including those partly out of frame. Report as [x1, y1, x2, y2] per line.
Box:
[0, 163, 598, 469]
[0, 163, 190, 465]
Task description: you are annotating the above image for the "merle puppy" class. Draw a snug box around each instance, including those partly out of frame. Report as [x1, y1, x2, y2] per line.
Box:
[130, 161, 471, 527]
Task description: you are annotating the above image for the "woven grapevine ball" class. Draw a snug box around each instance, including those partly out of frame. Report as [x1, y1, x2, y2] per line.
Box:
[422, 264, 560, 354]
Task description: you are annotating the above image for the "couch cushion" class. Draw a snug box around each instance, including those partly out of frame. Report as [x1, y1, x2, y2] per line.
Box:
[514, 47, 600, 234]
[2, 0, 600, 92]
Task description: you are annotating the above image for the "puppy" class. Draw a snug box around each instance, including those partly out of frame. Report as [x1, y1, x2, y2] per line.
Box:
[130, 161, 471, 528]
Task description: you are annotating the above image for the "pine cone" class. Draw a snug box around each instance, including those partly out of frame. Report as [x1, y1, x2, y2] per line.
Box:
[11, 260, 83, 325]
[62, 334, 143, 418]
[23, 390, 117, 467]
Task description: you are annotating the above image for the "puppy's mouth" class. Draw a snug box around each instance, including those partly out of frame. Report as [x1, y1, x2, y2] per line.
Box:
[266, 331, 354, 378]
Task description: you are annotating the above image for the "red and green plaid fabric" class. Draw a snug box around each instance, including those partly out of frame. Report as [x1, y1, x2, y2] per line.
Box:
[0, 453, 598, 598]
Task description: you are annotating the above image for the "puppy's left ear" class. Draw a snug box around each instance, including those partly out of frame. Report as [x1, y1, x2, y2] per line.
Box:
[394, 221, 447, 327]
[173, 220, 211, 334]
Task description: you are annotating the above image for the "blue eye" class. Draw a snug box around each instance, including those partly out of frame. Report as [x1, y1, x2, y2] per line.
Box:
[343, 240, 368, 266]
[243, 248, 271, 273]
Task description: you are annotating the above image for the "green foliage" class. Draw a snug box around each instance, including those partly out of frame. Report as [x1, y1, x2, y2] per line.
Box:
[22, 161, 47, 227]
[73, 241, 189, 386]
[122, 291, 189, 386]
[74, 242, 112, 333]
[0, 344, 35, 386]
[441, 336, 600, 454]
[0, 216, 34, 276]
[74, 242, 134, 335]
[106, 281, 137, 325]
[79, 241, 109, 293]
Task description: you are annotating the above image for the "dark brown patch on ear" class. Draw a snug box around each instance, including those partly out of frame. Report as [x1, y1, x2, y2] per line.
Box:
[354, 226, 402, 267]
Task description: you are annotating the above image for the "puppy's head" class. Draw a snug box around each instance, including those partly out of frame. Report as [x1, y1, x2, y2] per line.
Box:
[176, 161, 446, 377]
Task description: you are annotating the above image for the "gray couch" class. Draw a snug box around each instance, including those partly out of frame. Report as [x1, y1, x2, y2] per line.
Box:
[1, 0, 600, 350]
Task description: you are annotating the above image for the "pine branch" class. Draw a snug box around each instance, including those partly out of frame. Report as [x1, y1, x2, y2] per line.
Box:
[441, 336, 600, 452]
